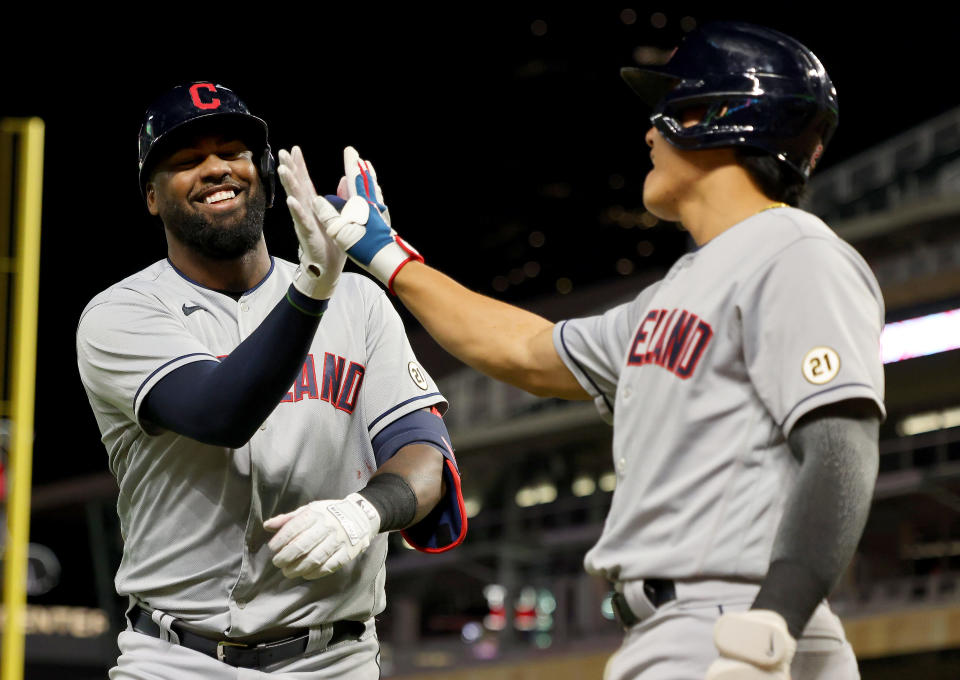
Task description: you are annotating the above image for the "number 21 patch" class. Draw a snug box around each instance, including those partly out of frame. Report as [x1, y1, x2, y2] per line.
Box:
[408, 361, 429, 390]
[802, 347, 840, 385]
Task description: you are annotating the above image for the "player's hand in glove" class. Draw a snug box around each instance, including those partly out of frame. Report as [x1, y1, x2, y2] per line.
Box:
[277, 146, 347, 301]
[263, 493, 381, 579]
[705, 610, 797, 680]
[313, 146, 423, 294]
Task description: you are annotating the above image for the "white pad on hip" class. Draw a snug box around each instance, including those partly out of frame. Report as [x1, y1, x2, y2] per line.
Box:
[713, 610, 796, 668]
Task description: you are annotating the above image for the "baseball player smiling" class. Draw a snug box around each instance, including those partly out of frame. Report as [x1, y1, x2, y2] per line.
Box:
[76, 82, 465, 679]
[313, 22, 883, 680]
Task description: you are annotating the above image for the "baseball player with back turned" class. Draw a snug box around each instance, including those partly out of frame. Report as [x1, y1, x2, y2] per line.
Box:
[75, 82, 466, 679]
[309, 22, 884, 680]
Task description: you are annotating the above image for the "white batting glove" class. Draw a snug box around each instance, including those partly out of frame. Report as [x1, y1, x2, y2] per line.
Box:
[263, 493, 381, 580]
[705, 610, 796, 680]
[277, 146, 347, 300]
[313, 146, 422, 293]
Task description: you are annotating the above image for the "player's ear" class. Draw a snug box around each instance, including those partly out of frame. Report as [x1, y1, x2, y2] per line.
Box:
[145, 182, 160, 216]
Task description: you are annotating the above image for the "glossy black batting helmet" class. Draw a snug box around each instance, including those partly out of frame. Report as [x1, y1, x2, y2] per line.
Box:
[138, 82, 276, 207]
[621, 21, 838, 179]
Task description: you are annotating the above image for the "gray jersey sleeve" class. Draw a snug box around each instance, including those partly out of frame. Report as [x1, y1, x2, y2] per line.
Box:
[76, 290, 219, 428]
[738, 237, 886, 436]
[359, 281, 447, 439]
[553, 283, 662, 422]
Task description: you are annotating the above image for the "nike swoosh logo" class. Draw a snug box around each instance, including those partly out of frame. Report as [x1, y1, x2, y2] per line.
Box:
[182, 304, 205, 316]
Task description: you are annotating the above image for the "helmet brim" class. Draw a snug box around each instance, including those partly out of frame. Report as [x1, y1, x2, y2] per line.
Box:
[138, 111, 268, 193]
[620, 67, 681, 109]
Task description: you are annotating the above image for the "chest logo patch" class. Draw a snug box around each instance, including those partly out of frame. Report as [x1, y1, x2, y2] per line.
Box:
[182, 303, 206, 316]
[278, 352, 366, 414]
[626, 308, 714, 380]
[802, 347, 840, 385]
[408, 362, 429, 390]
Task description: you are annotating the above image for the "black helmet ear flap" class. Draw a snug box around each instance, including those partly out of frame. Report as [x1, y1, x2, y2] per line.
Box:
[260, 142, 276, 209]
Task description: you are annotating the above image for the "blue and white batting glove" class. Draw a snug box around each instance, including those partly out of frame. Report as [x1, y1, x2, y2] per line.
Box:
[313, 146, 422, 294]
[705, 610, 797, 679]
[264, 493, 381, 580]
[276, 146, 347, 301]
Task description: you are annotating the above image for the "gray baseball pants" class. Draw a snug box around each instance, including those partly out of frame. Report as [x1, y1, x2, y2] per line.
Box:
[603, 579, 858, 680]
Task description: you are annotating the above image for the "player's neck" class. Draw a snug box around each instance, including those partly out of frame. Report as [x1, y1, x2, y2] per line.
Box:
[676, 166, 784, 246]
[167, 238, 272, 293]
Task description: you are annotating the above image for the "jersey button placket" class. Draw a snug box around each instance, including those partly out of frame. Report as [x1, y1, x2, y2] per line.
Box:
[619, 383, 632, 478]
[237, 297, 252, 339]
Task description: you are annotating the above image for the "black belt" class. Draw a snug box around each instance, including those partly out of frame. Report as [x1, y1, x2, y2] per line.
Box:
[610, 578, 676, 629]
[129, 604, 365, 669]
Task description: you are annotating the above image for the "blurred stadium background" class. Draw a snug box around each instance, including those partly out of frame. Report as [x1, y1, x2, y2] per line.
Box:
[3, 7, 960, 678]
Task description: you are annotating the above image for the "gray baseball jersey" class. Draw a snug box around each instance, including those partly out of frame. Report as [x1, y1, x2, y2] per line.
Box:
[553, 207, 885, 583]
[76, 258, 446, 637]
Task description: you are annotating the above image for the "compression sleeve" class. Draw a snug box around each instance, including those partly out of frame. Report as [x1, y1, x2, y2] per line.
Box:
[752, 401, 880, 638]
[140, 284, 327, 447]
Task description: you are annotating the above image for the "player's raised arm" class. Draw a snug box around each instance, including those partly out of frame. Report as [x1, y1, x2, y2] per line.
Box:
[127, 147, 351, 447]
[316, 147, 589, 401]
[394, 262, 587, 399]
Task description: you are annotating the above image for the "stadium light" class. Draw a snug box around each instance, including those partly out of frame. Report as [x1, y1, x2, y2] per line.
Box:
[881, 308, 960, 364]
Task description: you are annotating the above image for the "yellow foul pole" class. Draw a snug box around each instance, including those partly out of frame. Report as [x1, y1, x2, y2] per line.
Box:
[1, 118, 44, 680]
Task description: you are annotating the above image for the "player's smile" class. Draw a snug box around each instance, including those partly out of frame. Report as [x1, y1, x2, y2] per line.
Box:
[147, 135, 258, 223]
[192, 182, 246, 215]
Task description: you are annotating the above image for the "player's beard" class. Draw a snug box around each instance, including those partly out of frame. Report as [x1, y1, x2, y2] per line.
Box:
[164, 183, 267, 261]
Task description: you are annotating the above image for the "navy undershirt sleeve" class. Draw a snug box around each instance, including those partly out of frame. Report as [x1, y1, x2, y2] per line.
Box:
[371, 409, 468, 552]
[141, 284, 327, 447]
[370, 409, 452, 467]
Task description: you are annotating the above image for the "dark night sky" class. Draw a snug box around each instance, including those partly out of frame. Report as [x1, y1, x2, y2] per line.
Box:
[3, 7, 958, 488]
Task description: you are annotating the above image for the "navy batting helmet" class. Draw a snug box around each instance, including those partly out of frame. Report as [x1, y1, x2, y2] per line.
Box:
[138, 82, 277, 207]
[621, 22, 838, 179]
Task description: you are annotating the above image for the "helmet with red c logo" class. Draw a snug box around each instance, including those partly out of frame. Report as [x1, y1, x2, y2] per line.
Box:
[137, 82, 276, 207]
